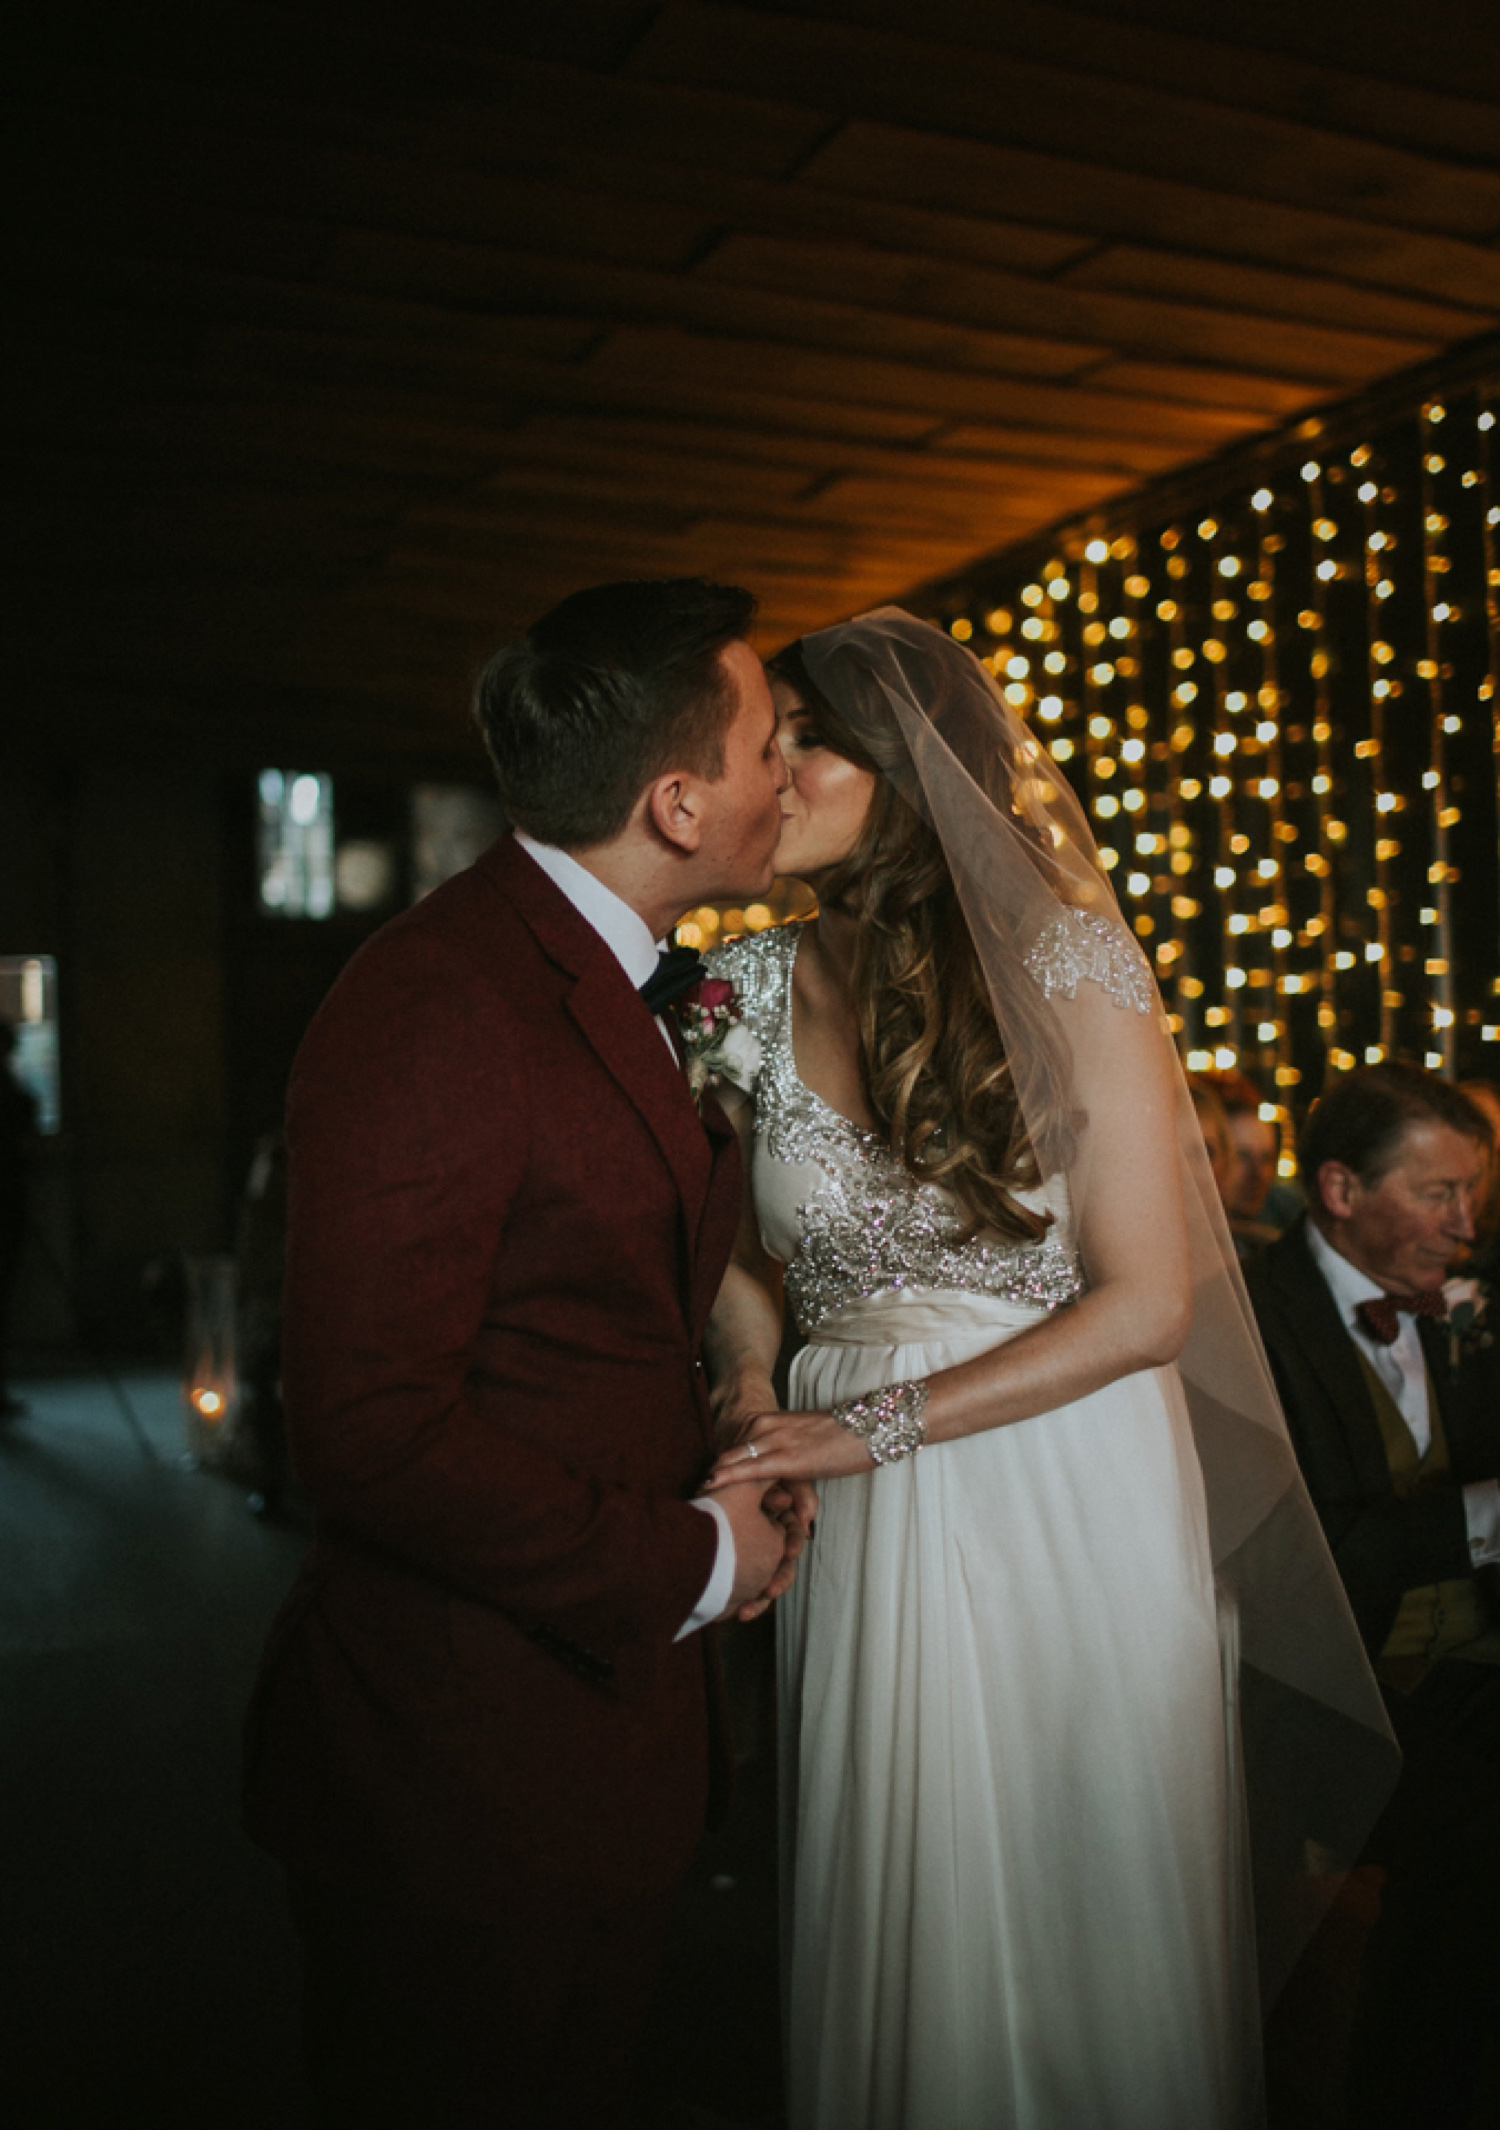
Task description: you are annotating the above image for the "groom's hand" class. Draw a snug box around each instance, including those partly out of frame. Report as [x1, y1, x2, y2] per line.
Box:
[713, 1477, 798, 1618]
[733, 1480, 817, 1622]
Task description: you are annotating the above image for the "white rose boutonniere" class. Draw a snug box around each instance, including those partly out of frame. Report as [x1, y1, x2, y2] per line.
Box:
[1441, 1275, 1494, 1369]
[676, 976, 763, 1107]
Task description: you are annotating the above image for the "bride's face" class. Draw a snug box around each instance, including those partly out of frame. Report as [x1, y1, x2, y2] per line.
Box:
[772, 680, 879, 881]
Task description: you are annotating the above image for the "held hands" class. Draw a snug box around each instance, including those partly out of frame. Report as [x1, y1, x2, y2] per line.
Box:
[710, 1477, 811, 1623]
[710, 1371, 823, 1621]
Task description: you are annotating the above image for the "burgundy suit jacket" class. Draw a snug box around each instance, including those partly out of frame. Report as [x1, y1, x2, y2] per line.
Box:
[243, 835, 742, 1917]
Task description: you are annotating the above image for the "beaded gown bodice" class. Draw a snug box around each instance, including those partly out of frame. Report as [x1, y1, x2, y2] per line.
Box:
[706, 914, 1151, 1337]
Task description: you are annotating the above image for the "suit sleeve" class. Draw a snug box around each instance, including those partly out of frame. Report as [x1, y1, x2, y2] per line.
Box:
[280, 923, 717, 1656]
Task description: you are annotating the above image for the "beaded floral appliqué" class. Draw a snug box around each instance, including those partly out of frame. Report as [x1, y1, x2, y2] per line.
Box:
[1023, 907, 1155, 1015]
[706, 925, 1086, 1335]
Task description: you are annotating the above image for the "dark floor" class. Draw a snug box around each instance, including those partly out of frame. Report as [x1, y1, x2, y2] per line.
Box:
[2, 1364, 1380, 2129]
[0, 1370, 785, 2130]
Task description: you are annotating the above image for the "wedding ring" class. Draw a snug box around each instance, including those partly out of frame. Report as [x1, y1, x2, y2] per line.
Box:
[745, 1442, 760, 1460]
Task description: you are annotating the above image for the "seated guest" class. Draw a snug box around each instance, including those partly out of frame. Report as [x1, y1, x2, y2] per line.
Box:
[1458, 1077, 1500, 1288]
[1212, 1070, 1303, 1256]
[1187, 1073, 1235, 1205]
[1244, 1063, 1500, 2130]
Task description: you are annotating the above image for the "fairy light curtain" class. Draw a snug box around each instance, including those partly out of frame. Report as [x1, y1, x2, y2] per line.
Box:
[925, 370, 1500, 1174]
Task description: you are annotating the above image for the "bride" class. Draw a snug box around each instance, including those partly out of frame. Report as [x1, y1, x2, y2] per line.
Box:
[698, 611, 1395, 2129]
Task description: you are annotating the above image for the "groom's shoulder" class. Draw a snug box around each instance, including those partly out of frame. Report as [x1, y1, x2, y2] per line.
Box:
[311, 838, 544, 1029]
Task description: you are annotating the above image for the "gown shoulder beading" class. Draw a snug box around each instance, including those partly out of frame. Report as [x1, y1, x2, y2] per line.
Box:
[708, 923, 1084, 1335]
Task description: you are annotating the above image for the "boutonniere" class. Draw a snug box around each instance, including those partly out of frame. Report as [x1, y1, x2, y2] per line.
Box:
[676, 976, 762, 1107]
[1441, 1275, 1495, 1368]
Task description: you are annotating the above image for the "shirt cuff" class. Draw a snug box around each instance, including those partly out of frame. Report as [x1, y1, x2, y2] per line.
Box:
[1462, 1478, 1500, 1568]
[675, 1496, 737, 1640]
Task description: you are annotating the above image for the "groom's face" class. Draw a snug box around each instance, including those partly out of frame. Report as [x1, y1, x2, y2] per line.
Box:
[693, 641, 788, 898]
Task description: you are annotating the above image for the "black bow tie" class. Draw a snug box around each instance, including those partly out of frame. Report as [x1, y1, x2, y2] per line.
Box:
[638, 945, 707, 1016]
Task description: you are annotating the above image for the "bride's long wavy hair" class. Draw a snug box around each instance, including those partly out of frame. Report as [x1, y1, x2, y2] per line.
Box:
[769, 641, 1052, 1244]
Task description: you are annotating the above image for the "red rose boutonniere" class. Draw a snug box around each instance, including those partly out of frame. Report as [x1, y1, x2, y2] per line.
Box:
[675, 977, 763, 1107]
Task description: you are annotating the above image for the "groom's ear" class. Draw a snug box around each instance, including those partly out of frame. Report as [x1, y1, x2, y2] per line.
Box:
[644, 771, 705, 854]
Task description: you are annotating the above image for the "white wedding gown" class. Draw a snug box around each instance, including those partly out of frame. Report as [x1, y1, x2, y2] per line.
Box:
[709, 920, 1260, 2130]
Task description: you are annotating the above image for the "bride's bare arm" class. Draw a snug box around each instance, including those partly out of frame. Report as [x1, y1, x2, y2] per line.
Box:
[705, 985, 1192, 1488]
[702, 1087, 785, 1434]
[702, 1086, 817, 1605]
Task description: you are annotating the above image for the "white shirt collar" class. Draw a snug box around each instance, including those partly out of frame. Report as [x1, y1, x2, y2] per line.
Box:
[513, 830, 662, 990]
[1305, 1218, 1389, 1328]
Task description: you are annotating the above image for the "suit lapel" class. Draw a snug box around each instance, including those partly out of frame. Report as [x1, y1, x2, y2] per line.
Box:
[564, 962, 713, 1238]
[482, 836, 713, 1252]
[1272, 1222, 1393, 1498]
[1417, 1315, 1486, 1477]
[690, 1091, 742, 1338]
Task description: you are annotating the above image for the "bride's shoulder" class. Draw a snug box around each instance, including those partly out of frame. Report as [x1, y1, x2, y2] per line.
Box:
[1023, 904, 1154, 1017]
[704, 918, 805, 1027]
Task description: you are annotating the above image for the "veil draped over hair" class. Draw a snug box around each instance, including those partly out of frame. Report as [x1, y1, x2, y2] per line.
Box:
[799, 608, 1398, 2002]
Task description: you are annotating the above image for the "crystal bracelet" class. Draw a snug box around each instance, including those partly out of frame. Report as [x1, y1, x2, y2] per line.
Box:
[829, 1379, 930, 1465]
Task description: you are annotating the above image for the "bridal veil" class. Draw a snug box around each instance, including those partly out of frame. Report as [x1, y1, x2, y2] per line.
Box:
[797, 607, 1399, 2005]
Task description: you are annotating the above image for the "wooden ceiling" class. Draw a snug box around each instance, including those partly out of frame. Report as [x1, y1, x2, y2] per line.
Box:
[8, 0, 1500, 765]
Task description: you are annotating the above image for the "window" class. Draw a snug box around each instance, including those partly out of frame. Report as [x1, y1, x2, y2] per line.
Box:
[411, 784, 504, 900]
[0, 955, 61, 1132]
[258, 770, 335, 917]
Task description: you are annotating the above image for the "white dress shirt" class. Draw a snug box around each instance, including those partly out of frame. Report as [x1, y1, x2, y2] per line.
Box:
[514, 832, 736, 1633]
[1305, 1220, 1500, 1568]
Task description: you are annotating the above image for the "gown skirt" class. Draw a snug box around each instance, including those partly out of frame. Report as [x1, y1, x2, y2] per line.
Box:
[777, 1285, 1260, 2130]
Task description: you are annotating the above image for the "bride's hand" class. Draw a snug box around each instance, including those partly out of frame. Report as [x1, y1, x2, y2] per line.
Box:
[705, 1407, 872, 1490]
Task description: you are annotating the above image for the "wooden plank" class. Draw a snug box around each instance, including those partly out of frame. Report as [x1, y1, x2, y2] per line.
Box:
[469, 443, 816, 512]
[28, 73, 1098, 282]
[445, 352, 946, 446]
[321, 229, 1102, 382]
[627, 2, 1500, 237]
[1064, 243, 1495, 342]
[375, 513, 976, 580]
[1080, 362, 1320, 416]
[509, 409, 1184, 478]
[695, 232, 1439, 383]
[14, 240, 1106, 417]
[814, 467, 1136, 524]
[510, 148, 1096, 280]
[805, 122, 1500, 312]
[11, 248, 612, 371]
[392, 505, 973, 579]
[481, 422, 1128, 519]
[53, 35, 836, 185]
[929, 418, 1183, 469]
[18, 129, 720, 282]
[1048, 0, 1500, 110]
[762, 0, 1500, 164]
[588, 325, 1268, 443]
[305, 559, 925, 637]
[5, 383, 539, 491]
[322, 0, 660, 73]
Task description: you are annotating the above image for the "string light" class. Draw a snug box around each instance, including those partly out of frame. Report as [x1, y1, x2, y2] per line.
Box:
[928, 368, 1500, 1107]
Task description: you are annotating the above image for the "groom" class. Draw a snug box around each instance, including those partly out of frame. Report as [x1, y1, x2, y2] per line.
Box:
[244, 579, 798, 2128]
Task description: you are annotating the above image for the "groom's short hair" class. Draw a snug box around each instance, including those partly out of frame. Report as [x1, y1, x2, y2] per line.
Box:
[475, 578, 758, 848]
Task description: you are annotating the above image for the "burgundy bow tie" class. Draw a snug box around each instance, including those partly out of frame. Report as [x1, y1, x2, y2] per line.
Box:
[1355, 1290, 1448, 1346]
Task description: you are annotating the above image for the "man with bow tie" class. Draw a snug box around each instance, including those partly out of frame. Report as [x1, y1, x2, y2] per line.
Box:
[244, 579, 802, 2128]
[1245, 1062, 1500, 2129]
